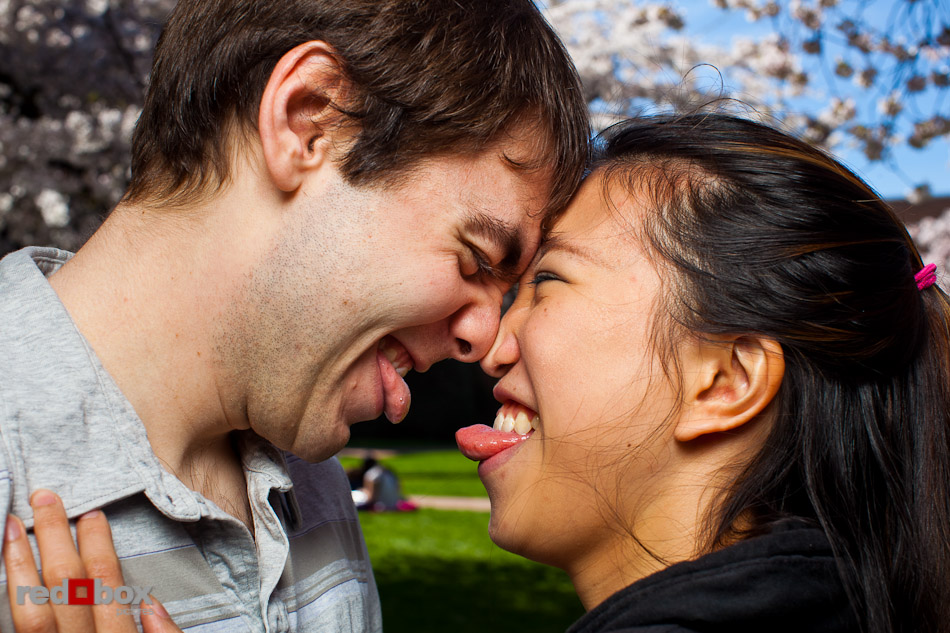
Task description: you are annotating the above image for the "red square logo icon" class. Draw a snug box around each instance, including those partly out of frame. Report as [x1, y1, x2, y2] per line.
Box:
[67, 578, 94, 605]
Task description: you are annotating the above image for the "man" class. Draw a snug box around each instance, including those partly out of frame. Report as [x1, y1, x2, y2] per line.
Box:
[0, 0, 588, 631]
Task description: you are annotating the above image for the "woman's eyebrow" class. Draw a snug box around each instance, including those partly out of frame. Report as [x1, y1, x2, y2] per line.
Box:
[536, 234, 612, 268]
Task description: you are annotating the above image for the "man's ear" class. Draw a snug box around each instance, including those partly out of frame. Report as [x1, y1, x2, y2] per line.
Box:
[258, 41, 347, 192]
[674, 334, 784, 442]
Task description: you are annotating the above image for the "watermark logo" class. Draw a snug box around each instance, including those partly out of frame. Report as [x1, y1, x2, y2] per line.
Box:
[16, 579, 153, 612]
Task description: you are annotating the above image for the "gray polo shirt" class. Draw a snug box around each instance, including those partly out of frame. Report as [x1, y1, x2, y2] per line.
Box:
[0, 247, 382, 632]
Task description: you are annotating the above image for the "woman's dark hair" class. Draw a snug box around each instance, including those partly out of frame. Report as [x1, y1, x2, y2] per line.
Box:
[594, 113, 950, 633]
[125, 0, 589, 212]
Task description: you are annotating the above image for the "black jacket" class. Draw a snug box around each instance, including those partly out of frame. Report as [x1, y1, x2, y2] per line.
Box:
[567, 522, 859, 633]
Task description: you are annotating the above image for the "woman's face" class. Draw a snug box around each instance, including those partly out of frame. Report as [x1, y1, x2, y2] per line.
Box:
[476, 174, 683, 579]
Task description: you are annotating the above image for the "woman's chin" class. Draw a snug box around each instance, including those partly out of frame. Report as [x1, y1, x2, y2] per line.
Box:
[487, 511, 544, 563]
[487, 510, 520, 553]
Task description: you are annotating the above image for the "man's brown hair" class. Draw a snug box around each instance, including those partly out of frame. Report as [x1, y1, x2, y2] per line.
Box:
[126, 0, 590, 211]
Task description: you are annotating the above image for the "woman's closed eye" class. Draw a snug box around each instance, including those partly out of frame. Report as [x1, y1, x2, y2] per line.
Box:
[526, 270, 562, 286]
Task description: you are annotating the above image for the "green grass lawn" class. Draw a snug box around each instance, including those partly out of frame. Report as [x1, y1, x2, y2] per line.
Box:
[359, 509, 583, 633]
[340, 449, 488, 497]
[342, 447, 584, 631]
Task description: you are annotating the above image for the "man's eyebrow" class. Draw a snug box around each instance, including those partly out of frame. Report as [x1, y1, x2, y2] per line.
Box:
[463, 211, 525, 283]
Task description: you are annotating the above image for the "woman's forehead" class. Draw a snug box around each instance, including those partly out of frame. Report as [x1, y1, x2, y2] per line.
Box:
[543, 174, 650, 254]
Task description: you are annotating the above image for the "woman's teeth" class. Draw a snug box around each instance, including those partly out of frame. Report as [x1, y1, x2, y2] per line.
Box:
[493, 409, 540, 434]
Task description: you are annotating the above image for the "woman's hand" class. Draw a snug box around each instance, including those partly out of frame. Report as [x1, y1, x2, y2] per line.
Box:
[3, 490, 181, 633]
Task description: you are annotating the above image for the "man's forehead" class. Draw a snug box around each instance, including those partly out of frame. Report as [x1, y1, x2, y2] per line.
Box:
[464, 142, 551, 230]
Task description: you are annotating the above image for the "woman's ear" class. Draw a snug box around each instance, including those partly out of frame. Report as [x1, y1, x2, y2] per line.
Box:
[674, 334, 784, 442]
[257, 40, 348, 192]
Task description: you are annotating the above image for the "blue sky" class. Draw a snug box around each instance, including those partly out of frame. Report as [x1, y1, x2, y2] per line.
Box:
[547, 0, 950, 200]
[674, 0, 950, 200]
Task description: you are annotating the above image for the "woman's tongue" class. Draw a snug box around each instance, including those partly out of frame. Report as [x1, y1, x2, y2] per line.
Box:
[455, 403, 539, 461]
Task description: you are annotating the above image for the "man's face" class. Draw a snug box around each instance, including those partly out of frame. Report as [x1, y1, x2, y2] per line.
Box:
[216, 130, 552, 461]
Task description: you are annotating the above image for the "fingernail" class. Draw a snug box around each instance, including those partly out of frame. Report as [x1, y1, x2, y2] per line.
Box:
[5, 516, 21, 542]
[79, 510, 102, 520]
[149, 597, 169, 619]
[30, 490, 56, 507]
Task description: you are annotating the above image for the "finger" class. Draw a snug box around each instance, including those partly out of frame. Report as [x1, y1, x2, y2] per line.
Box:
[75, 510, 137, 633]
[141, 598, 185, 633]
[31, 490, 95, 633]
[4, 515, 56, 633]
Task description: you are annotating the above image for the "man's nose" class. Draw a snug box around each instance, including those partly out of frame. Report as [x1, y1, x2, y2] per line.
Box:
[446, 282, 507, 363]
[480, 304, 524, 378]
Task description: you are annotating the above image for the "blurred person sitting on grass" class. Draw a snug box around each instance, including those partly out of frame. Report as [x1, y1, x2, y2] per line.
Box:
[348, 457, 416, 513]
[0, 0, 588, 631]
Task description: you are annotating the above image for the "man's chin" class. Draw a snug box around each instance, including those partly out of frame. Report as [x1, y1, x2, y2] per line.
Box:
[288, 424, 353, 463]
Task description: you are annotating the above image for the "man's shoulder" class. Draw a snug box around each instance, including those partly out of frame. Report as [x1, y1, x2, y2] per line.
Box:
[0, 246, 149, 524]
[0, 246, 81, 388]
[0, 246, 72, 310]
[0, 245, 108, 419]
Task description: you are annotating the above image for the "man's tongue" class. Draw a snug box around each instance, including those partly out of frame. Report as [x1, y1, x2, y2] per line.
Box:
[376, 346, 410, 423]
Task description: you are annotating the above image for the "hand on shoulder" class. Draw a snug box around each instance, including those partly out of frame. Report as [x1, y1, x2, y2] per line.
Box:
[2, 490, 182, 633]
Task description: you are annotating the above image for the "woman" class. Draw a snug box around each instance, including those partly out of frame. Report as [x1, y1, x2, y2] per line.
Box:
[457, 114, 950, 632]
[7, 114, 950, 633]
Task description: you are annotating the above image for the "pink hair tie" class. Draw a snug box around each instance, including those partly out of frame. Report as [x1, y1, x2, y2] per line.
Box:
[915, 263, 937, 290]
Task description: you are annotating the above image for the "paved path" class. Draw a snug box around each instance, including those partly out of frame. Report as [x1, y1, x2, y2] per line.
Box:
[407, 494, 490, 512]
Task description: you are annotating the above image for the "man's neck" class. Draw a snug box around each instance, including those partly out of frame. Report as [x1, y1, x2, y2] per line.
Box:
[47, 201, 264, 528]
[175, 433, 255, 533]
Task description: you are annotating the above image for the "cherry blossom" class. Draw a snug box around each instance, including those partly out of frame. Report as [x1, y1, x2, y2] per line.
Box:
[1, 0, 947, 283]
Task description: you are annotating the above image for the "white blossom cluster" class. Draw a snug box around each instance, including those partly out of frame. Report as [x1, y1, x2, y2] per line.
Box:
[544, 0, 795, 126]
[546, 0, 949, 186]
[0, 0, 173, 252]
[1, 0, 948, 280]
[908, 205, 950, 289]
[544, 0, 950, 278]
